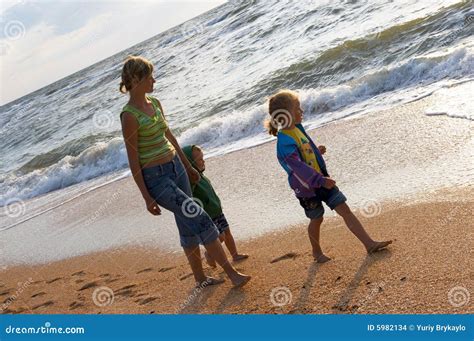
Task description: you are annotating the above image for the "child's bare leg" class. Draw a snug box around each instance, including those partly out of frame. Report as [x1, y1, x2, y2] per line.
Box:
[204, 238, 251, 287]
[223, 230, 249, 261]
[204, 233, 226, 268]
[203, 249, 217, 268]
[308, 217, 331, 263]
[183, 246, 223, 286]
[334, 203, 392, 252]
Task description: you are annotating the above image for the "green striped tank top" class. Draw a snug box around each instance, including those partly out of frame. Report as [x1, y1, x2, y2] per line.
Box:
[121, 96, 175, 167]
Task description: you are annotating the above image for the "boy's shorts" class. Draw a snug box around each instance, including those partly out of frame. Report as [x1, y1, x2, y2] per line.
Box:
[212, 213, 230, 234]
[298, 186, 347, 220]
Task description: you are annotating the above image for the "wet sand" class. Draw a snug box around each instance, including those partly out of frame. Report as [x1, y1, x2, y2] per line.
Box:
[1, 188, 472, 314]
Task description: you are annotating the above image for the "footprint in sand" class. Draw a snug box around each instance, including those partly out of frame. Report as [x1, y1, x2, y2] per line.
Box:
[2, 307, 28, 314]
[270, 252, 298, 264]
[69, 301, 84, 310]
[116, 284, 138, 297]
[136, 268, 153, 274]
[0, 289, 12, 297]
[78, 281, 99, 291]
[46, 277, 62, 284]
[118, 284, 137, 291]
[137, 297, 158, 305]
[158, 266, 175, 273]
[1, 308, 16, 314]
[179, 273, 194, 281]
[31, 292, 46, 298]
[71, 271, 86, 277]
[32, 301, 54, 310]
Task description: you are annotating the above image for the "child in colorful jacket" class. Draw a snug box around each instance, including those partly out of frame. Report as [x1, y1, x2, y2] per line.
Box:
[266, 89, 392, 263]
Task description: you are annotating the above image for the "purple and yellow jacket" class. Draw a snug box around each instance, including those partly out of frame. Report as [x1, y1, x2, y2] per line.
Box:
[276, 123, 329, 198]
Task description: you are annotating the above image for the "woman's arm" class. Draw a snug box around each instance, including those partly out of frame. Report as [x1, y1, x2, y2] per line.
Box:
[165, 128, 200, 183]
[121, 112, 161, 215]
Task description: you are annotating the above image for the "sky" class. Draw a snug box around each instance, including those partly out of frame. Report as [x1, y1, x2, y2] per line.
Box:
[0, 0, 226, 106]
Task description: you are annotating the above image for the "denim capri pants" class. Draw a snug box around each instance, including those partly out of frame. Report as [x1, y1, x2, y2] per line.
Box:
[142, 154, 220, 248]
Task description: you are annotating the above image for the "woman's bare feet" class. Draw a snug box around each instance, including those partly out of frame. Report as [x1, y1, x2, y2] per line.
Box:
[229, 272, 252, 288]
[204, 251, 217, 268]
[313, 253, 331, 263]
[232, 254, 249, 262]
[195, 276, 224, 288]
[366, 240, 392, 254]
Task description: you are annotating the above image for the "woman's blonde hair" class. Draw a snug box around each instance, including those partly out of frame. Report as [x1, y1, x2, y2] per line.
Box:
[264, 89, 299, 136]
[119, 56, 154, 93]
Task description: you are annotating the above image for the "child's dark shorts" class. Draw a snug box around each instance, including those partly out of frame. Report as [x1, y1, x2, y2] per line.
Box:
[212, 213, 230, 234]
[298, 186, 347, 220]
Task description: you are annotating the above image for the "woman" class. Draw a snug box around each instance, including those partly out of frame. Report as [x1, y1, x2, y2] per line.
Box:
[119, 56, 251, 288]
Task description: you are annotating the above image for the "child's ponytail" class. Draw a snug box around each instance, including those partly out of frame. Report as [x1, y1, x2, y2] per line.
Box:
[265, 90, 299, 136]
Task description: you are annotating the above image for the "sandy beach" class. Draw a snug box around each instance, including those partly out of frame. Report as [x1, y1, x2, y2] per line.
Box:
[1, 188, 472, 314]
[1, 93, 473, 315]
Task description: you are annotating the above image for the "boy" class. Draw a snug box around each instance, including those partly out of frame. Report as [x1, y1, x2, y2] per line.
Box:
[183, 145, 249, 267]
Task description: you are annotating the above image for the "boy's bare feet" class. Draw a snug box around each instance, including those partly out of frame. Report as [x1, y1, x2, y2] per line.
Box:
[367, 240, 392, 254]
[313, 253, 331, 263]
[195, 276, 224, 288]
[232, 254, 249, 262]
[204, 251, 217, 268]
[229, 272, 252, 288]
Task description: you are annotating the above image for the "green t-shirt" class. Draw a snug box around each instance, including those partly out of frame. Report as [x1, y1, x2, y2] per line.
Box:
[182, 145, 223, 219]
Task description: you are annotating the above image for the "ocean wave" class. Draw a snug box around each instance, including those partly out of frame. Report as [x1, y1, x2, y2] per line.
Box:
[179, 46, 473, 149]
[254, 1, 473, 93]
[425, 81, 474, 120]
[2, 45, 471, 206]
[0, 138, 128, 206]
